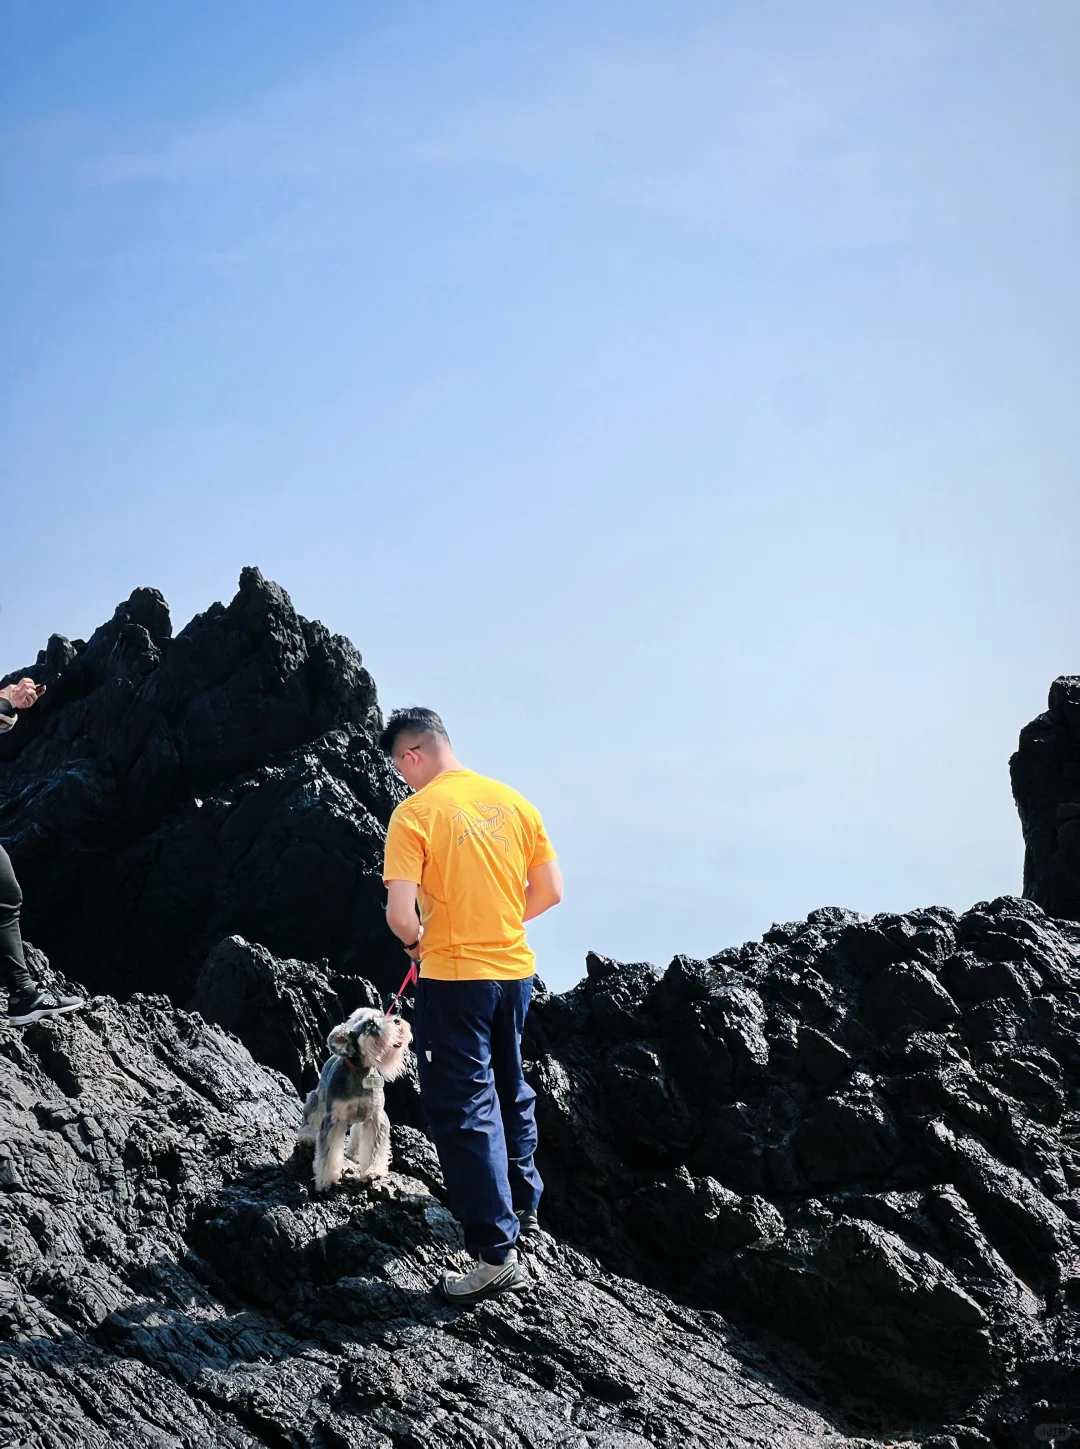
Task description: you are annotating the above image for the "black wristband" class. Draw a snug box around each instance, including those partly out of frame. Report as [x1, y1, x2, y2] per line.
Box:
[404, 936, 421, 952]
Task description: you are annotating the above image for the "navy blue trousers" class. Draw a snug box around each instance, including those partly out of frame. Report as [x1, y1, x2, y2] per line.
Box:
[413, 975, 543, 1265]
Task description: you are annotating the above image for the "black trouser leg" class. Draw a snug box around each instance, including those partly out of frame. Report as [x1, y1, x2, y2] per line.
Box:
[0, 845, 36, 998]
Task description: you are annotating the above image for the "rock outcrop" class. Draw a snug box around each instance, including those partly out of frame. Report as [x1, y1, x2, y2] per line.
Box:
[4, 576, 1079, 1446]
[0, 570, 406, 1002]
[524, 897, 1080, 1441]
[0, 956, 880, 1449]
[120, 899, 1080, 1442]
[191, 934, 366, 1092]
[189, 934, 426, 1124]
[1012, 676, 1080, 922]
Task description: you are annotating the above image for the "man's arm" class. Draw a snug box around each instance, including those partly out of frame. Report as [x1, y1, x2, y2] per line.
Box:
[385, 879, 423, 950]
[523, 860, 564, 922]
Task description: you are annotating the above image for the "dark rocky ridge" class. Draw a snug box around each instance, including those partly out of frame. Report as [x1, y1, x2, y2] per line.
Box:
[0, 953, 884, 1449]
[0, 569, 406, 1002]
[190, 935, 382, 1093]
[1012, 676, 1080, 922]
[2, 574, 1078, 1445]
[524, 897, 1080, 1439]
[181, 900, 1080, 1443]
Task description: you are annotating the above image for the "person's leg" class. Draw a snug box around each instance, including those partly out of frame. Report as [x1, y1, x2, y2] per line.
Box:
[0, 845, 36, 999]
[491, 976, 543, 1216]
[0, 844, 83, 1024]
[413, 977, 520, 1265]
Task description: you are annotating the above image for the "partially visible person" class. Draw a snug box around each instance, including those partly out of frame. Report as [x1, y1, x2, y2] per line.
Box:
[381, 707, 563, 1306]
[0, 676, 85, 1025]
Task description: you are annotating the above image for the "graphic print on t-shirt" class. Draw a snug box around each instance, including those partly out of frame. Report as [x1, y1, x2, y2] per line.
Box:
[382, 769, 557, 980]
[452, 801, 519, 852]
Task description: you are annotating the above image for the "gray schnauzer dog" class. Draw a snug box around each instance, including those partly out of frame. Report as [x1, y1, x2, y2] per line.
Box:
[299, 1006, 412, 1191]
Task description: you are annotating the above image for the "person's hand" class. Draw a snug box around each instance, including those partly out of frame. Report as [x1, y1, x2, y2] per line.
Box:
[405, 924, 424, 959]
[0, 678, 46, 710]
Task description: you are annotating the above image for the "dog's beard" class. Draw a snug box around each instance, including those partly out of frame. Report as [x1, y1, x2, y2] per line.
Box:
[328, 1011, 412, 1081]
[360, 1020, 412, 1081]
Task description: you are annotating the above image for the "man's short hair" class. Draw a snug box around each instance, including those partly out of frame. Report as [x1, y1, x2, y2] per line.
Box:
[379, 707, 450, 757]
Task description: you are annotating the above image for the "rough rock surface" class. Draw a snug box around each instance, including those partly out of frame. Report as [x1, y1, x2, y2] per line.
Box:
[1012, 676, 1080, 922]
[0, 570, 406, 1002]
[3, 579, 1079, 1446]
[191, 935, 371, 1093]
[189, 933, 427, 1122]
[0, 953, 882, 1449]
[130, 901, 1080, 1442]
[524, 897, 1080, 1441]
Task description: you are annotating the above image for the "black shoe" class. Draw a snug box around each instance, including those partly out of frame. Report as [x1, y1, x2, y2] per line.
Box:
[6, 989, 85, 1026]
[516, 1208, 541, 1239]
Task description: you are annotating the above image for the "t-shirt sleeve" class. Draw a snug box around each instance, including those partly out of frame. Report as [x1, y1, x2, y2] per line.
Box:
[528, 813, 557, 869]
[383, 806, 426, 885]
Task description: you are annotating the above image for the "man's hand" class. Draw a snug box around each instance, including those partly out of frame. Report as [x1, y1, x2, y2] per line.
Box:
[0, 678, 46, 710]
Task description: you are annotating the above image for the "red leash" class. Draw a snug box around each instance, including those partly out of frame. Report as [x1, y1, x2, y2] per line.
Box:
[384, 959, 419, 1015]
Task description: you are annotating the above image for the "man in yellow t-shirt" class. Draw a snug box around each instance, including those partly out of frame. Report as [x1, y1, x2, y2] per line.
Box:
[380, 707, 563, 1306]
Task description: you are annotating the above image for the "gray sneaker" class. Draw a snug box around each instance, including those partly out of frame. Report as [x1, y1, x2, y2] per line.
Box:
[7, 988, 85, 1026]
[516, 1208, 541, 1239]
[440, 1250, 527, 1306]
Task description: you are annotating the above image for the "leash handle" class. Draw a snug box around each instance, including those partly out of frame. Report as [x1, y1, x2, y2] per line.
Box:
[384, 959, 419, 1015]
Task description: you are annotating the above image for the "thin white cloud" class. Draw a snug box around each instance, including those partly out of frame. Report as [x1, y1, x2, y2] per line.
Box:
[84, 63, 405, 184]
[81, 5, 1073, 249]
[84, 15, 938, 192]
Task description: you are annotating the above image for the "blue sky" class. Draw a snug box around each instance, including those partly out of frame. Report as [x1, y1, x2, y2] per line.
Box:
[2, 1, 1078, 990]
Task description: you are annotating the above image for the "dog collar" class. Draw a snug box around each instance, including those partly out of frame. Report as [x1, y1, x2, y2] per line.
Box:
[343, 1060, 384, 1090]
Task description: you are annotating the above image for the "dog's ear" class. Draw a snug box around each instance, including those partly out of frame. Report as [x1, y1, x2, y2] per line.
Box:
[327, 1023, 352, 1056]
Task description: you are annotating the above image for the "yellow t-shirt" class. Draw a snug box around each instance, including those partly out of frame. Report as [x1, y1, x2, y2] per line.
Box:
[382, 768, 557, 981]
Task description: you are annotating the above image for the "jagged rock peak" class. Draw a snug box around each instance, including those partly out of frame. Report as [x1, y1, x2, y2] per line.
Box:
[0, 570, 405, 1001]
[1012, 675, 1080, 921]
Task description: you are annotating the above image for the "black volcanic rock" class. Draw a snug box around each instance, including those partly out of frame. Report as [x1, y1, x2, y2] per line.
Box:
[1012, 676, 1080, 921]
[191, 934, 355, 1091]
[524, 897, 1080, 1439]
[4, 584, 1080, 1445]
[188, 934, 426, 1127]
[0, 569, 406, 1001]
[0, 956, 884, 1449]
[172, 901, 1080, 1442]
